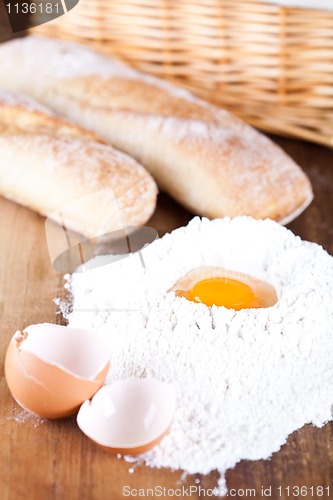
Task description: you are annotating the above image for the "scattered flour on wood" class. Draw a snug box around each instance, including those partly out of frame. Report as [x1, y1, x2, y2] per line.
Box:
[64, 217, 333, 488]
[4, 408, 45, 427]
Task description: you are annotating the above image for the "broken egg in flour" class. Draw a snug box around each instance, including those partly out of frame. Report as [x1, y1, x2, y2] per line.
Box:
[5, 323, 110, 419]
[77, 378, 176, 455]
[171, 267, 277, 310]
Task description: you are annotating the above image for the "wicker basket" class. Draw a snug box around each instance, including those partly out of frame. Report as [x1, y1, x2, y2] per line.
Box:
[33, 0, 333, 147]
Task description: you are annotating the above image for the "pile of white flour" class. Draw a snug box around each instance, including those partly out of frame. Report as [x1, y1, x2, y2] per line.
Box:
[65, 217, 333, 487]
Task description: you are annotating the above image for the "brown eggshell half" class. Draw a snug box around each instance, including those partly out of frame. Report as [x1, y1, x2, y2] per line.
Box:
[77, 377, 176, 455]
[5, 324, 110, 419]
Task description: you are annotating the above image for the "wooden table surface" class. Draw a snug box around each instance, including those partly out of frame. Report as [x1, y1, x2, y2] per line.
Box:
[1, 9, 333, 500]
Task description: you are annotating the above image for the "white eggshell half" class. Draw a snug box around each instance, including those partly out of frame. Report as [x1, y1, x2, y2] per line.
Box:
[5, 323, 110, 419]
[77, 378, 176, 454]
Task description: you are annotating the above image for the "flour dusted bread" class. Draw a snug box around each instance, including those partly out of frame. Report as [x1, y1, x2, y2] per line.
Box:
[0, 36, 313, 223]
[0, 90, 157, 238]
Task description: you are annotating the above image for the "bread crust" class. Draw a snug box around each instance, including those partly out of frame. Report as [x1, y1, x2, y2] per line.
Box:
[0, 37, 313, 222]
[0, 91, 158, 238]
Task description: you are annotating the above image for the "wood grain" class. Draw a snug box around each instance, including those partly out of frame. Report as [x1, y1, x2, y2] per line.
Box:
[0, 135, 332, 500]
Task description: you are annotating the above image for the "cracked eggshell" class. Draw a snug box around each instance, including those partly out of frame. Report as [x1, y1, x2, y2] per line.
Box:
[5, 323, 110, 419]
[77, 378, 176, 455]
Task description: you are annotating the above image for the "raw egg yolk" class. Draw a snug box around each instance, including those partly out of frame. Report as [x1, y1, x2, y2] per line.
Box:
[176, 277, 258, 310]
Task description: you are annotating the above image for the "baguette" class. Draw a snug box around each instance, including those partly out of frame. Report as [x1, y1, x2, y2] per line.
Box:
[0, 36, 313, 224]
[0, 90, 158, 238]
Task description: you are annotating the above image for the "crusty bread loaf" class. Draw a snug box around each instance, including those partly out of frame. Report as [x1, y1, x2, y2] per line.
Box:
[0, 36, 313, 223]
[0, 90, 157, 238]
